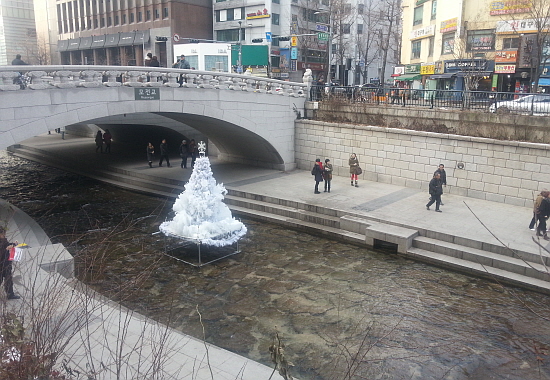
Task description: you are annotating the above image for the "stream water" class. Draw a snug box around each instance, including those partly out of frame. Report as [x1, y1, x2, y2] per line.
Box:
[1, 150, 549, 380]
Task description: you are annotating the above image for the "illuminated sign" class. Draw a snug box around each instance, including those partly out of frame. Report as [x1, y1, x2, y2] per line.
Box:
[495, 50, 518, 63]
[246, 9, 270, 19]
[494, 64, 516, 73]
[490, 0, 531, 16]
[420, 63, 435, 75]
[440, 18, 458, 33]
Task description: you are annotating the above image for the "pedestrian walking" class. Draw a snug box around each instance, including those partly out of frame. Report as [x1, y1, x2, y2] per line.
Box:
[349, 153, 360, 187]
[323, 158, 333, 192]
[103, 129, 112, 154]
[179, 139, 189, 168]
[95, 130, 103, 153]
[434, 164, 447, 205]
[536, 191, 550, 240]
[189, 139, 198, 167]
[529, 191, 545, 230]
[150, 56, 160, 67]
[426, 173, 443, 212]
[0, 226, 20, 300]
[311, 158, 324, 194]
[159, 139, 170, 167]
[146, 142, 155, 168]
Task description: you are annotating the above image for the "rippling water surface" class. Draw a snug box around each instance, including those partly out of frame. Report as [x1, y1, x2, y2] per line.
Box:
[1, 150, 550, 380]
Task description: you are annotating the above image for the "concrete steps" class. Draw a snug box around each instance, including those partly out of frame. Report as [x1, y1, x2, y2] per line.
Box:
[9, 144, 550, 293]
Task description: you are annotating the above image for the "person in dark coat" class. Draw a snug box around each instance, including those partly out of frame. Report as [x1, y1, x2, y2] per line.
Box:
[434, 164, 447, 205]
[189, 139, 198, 167]
[311, 158, 324, 194]
[0, 226, 20, 300]
[159, 139, 170, 167]
[11, 54, 27, 65]
[146, 142, 155, 168]
[150, 56, 160, 67]
[426, 173, 443, 212]
[536, 190, 550, 240]
[103, 129, 112, 154]
[529, 191, 545, 230]
[95, 130, 103, 153]
[179, 139, 189, 168]
[349, 153, 360, 187]
[323, 158, 333, 193]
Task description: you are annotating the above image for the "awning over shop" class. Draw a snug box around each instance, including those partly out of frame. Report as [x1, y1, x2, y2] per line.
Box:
[118, 32, 136, 46]
[455, 71, 493, 77]
[429, 73, 455, 79]
[538, 78, 550, 86]
[396, 74, 422, 81]
[91, 35, 106, 48]
[104, 34, 120, 47]
[67, 38, 81, 51]
[58, 39, 69, 52]
[80, 37, 92, 49]
[134, 30, 150, 45]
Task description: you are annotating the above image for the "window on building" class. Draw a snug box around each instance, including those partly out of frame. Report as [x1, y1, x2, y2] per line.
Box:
[138, 11, 142, 21]
[273, 0, 280, 4]
[467, 29, 495, 51]
[358, 3, 364, 13]
[94, 18, 98, 28]
[216, 0, 227, 2]
[114, 15, 119, 25]
[272, 13, 280, 25]
[431, 0, 437, 20]
[413, 5, 423, 26]
[154, 8, 159, 18]
[146, 9, 151, 20]
[122, 14, 126, 23]
[217, 29, 242, 42]
[87, 18, 92, 29]
[100, 17, 105, 27]
[344, 4, 351, 13]
[163, 7, 168, 18]
[428, 36, 434, 56]
[215, 10, 220, 22]
[411, 40, 421, 59]
[357, 23, 363, 34]
[227, 9, 234, 21]
[292, 14, 298, 21]
[107, 16, 112, 26]
[130, 12, 134, 22]
[343, 24, 351, 34]
[441, 32, 454, 54]
[205, 55, 228, 72]
[502, 37, 519, 49]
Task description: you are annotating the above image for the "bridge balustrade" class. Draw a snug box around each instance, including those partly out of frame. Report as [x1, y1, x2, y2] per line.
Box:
[0, 65, 309, 97]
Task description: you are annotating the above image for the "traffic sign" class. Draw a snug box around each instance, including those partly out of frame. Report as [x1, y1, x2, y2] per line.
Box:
[359, 58, 365, 67]
[291, 36, 298, 47]
[317, 32, 329, 41]
[265, 32, 272, 42]
[316, 24, 329, 32]
[173, 33, 180, 42]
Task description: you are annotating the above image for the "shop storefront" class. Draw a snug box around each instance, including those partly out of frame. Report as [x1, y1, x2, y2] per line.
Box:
[395, 64, 422, 89]
[494, 50, 517, 92]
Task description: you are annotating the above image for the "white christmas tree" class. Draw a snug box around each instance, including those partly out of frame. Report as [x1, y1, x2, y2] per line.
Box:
[159, 144, 246, 247]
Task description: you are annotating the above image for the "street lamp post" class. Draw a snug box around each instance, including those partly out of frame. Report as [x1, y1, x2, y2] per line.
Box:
[238, 21, 243, 73]
[315, 10, 332, 85]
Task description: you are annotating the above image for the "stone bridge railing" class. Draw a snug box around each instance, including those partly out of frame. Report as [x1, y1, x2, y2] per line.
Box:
[0, 65, 312, 97]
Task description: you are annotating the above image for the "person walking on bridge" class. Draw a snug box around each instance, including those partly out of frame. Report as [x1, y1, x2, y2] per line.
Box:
[159, 139, 171, 167]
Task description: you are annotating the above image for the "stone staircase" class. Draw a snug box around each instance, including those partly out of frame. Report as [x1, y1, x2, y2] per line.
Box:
[8, 144, 550, 294]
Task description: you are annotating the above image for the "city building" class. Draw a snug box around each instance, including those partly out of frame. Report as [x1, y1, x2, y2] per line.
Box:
[399, 0, 550, 93]
[35, 0, 213, 68]
[0, 0, 39, 65]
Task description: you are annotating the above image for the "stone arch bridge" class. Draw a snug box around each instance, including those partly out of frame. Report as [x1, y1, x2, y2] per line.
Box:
[0, 66, 310, 170]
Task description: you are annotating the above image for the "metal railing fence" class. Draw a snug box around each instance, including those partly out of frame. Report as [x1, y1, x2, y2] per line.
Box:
[308, 85, 550, 116]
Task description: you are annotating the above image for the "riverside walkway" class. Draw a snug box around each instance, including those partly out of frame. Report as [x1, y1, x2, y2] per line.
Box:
[2, 132, 550, 377]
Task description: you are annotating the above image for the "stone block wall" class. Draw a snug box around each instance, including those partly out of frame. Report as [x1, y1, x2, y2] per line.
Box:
[296, 120, 550, 207]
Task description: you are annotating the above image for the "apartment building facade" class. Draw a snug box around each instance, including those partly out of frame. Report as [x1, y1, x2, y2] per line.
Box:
[35, 0, 212, 67]
[399, 0, 549, 93]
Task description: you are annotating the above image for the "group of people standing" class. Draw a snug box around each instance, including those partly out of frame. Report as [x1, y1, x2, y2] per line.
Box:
[146, 139, 198, 169]
[310, 153, 363, 194]
[94, 130, 112, 154]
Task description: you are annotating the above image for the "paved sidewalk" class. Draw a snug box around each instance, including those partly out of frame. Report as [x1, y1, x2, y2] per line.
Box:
[14, 133, 547, 259]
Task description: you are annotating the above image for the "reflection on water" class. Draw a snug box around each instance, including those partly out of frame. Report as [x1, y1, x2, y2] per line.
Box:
[1, 151, 550, 380]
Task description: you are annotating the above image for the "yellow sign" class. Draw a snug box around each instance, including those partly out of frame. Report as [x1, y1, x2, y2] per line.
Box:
[420, 63, 435, 75]
[490, 0, 531, 15]
[440, 18, 458, 33]
[291, 36, 298, 47]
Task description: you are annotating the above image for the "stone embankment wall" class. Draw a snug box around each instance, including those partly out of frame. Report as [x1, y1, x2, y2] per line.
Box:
[296, 119, 550, 207]
[308, 102, 550, 143]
